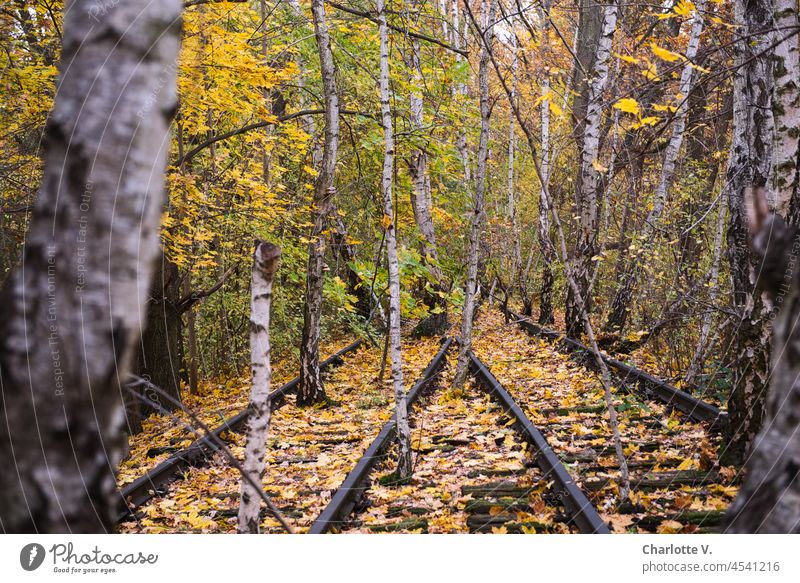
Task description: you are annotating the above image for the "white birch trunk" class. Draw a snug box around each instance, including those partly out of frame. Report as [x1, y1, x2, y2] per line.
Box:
[454, 0, 470, 180]
[566, 1, 618, 336]
[299, 0, 339, 406]
[537, 1, 557, 324]
[453, 0, 496, 389]
[722, 0, 775, 465]
[377, 0, 412, 479]
[507, 12, 521, 276]
[238, 242, 281, 534]
[0, 0, 181, 532]
[645, 0, 706, 233]
[773, 0, 800, 219]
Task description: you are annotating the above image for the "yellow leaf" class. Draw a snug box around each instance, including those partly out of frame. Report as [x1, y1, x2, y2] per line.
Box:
[673, 0, 696, 17]
[491, 526, 508, 534]
[653, 103, 677, 113]
[651, 42, 682, 62]
[613, 98, 641, 116]
[614, 52, 640, 65]
[591, 159, 609, 173]
[657, 519, 684, 534]
[381, 214, 392, 230]
[532, 90, 553, 108]
[548, 99, 563, 117]
[641, 61, 661, 81]
[632, 116, 660, 129]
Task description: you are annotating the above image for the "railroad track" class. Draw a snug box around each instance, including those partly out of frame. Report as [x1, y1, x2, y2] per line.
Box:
[504, 309, 725, 428]
[118, 340, 361, 519]
[312, 343, 608, 534]
[474, 311, 736, 533]
[309, 339, 453, 533]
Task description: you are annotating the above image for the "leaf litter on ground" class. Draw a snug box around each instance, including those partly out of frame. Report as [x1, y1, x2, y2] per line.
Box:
[472, 310, 738, 533]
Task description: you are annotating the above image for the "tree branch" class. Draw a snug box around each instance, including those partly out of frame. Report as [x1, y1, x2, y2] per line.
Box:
[176, 265, 236, 313]
[325, 0, 468, 57]
[176, 108, 376, 166]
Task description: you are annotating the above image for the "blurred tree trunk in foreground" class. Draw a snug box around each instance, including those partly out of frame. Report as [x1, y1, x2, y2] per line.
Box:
[0, 0, 182, 532]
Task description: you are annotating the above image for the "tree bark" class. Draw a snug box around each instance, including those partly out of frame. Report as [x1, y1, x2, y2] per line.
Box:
[454, 0, 470, 180]
[298, 0, 340, 406]
[0, 0, 181, 533]
[378, 0, 412, 480]
[238, 242, 281, 534]
[565, 1, 618, 337]
[725, 188, 800, 532]
[536, 1, 556, 325]
[183, 271, 199, 395]
[130, 255, 184, 431]
[453, 0, 496, 390]
[773, 0, 800, 222]
[723, 0, 775, 465]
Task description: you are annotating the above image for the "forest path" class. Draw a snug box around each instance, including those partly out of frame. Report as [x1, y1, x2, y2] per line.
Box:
[472, 310, 738, 533]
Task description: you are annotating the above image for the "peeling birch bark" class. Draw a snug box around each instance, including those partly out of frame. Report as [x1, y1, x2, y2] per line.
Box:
[773, 0, 800, 221]
[723, 0, 776, 465]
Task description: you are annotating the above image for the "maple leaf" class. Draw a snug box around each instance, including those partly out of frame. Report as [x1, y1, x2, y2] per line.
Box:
[614, 98, 641, 116]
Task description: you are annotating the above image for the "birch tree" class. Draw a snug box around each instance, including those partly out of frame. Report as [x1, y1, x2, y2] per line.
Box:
[723, 0, 776, 465]
[604, 0, 706, 333]
[0, 0, 182, 532]
[506, 12, 522, 301]
[378, 0, 412, 479]
[725, 187, 800, 533]
[453, 0, 470, 180]
[536, 1, 556, 325]
[239, 242, 280, 534]
[565, 0, 618, 337]
[773, 0, 800, 222]
[453, 0, 496, 390]
[298, 0, 340, 406]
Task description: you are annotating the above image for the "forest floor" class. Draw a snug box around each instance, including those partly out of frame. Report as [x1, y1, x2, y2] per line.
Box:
[340, 351, 575, 533]
[117, 337, 357, 486]
[119, 309, 739, 534]
[472, 310, 737, 533]
[119, 335, 442, 533]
